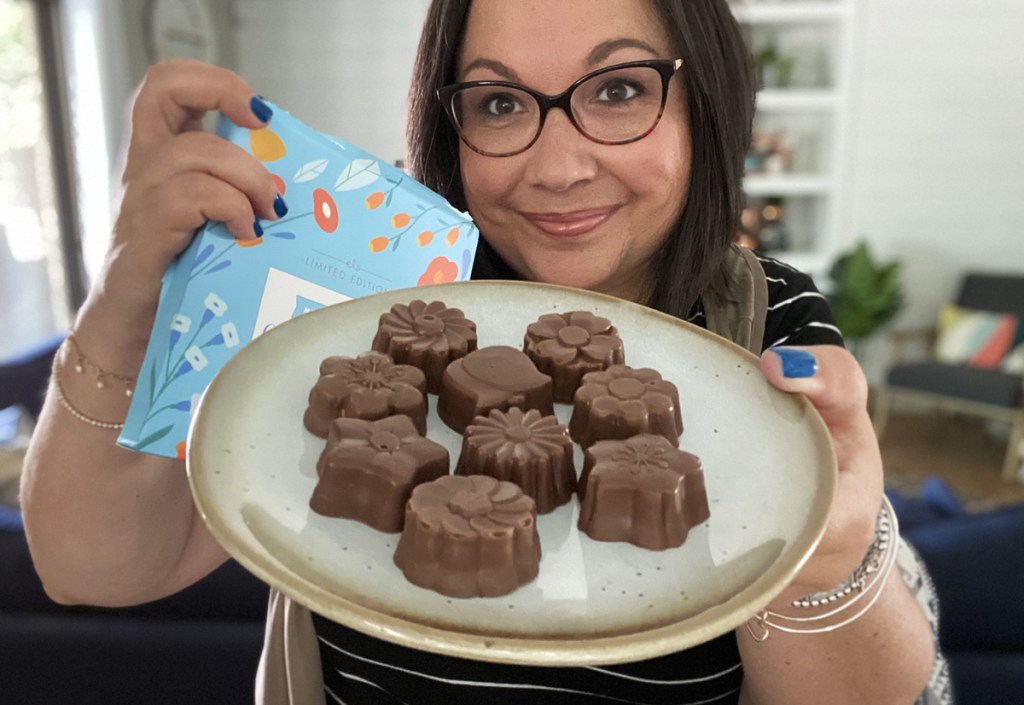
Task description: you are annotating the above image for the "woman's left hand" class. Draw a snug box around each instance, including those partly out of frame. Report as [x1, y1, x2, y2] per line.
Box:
[759, 344, 883, 601]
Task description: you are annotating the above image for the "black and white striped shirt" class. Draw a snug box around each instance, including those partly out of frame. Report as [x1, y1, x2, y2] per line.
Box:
[314, 253, 843, 704]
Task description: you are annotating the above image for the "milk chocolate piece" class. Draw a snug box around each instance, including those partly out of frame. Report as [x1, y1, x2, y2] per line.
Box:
[578, 434, 709, 551]
[437, 345, 554, 434]
[523, 311, 625, 403]
[371, 299, 478, 394]
[455, 408, 576, 514]
[393, 474, 541, 598]
[303, 351, 428, 438]
[569, 365, 683, 448]
[311, 415, 449, 533]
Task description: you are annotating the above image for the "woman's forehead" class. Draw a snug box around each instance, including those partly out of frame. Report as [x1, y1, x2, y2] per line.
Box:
[458, 0, 674, 84]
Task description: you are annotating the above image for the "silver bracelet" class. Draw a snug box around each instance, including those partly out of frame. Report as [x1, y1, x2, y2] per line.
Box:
[745, 496, 899, 640]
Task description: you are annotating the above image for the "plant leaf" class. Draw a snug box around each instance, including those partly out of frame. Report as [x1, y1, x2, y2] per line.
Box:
[293, 159, 328, 183]
[134, 424, 175, 451]
[334, 159, 381, 192]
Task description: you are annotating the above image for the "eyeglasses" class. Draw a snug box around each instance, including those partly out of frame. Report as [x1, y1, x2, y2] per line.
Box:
[437, 59, 683, 158]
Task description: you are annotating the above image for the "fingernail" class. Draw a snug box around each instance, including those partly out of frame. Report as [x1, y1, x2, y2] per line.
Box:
[772, 347, 817, 378]
[253, 218, 264, 237]
[250, 96, 273, 123]
[273, 194, 288, 218]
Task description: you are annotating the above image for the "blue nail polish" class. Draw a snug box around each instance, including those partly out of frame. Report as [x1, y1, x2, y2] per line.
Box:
[273, 194, 288, 218]
[773, 347, 817, 378]
[253, 218, 264, 237]
[250, 96, 273, 123]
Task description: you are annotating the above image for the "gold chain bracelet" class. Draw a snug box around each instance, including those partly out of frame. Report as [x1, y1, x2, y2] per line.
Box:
[51, 337, 131, 430]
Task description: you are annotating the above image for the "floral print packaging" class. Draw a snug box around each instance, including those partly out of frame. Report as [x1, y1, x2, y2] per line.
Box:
[118, 102, 479, 458]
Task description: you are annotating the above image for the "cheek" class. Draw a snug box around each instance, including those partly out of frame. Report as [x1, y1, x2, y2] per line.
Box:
[460, 149, 514, 219]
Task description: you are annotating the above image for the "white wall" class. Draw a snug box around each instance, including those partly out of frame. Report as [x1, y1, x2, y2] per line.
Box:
[847, 0, 1024, 331]
[233, 0, 432, 165]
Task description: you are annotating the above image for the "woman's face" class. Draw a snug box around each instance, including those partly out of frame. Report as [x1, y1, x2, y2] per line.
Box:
[457, 0, 692, 302]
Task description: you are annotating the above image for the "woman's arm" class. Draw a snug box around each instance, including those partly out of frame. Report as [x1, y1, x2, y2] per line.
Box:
[20, 60, 282, 607]
[737, 345, 934, 705]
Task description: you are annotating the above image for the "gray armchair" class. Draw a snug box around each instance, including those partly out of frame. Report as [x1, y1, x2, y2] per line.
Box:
[873, 273, 1024, 481]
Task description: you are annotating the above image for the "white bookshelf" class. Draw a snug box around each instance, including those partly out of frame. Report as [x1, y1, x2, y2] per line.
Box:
[730, 0, 860, 280]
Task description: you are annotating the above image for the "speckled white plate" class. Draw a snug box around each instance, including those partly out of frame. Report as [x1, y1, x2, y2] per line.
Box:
[187, 280, 836, 666]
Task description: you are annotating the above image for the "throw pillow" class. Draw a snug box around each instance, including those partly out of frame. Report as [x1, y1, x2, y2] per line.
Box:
[933, 305, 1018, 369]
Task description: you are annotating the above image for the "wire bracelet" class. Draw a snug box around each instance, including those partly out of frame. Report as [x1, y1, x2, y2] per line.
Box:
[745, 495, 899, 640]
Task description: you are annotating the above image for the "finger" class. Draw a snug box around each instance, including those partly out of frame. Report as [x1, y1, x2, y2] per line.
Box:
[143, 131, 283, 221]
[128, 59, 272, 160]
[760, 345, 871, 440]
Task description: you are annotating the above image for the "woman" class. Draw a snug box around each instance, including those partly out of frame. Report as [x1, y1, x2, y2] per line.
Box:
[21, 1, 940, 703]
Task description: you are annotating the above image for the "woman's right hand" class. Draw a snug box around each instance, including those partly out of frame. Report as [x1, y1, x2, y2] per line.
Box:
[20, 61, 283, 606]
[92, 58, 283, 351]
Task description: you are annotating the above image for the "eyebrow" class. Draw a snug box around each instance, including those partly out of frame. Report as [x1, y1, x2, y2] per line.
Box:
[460, 37, 664, 82]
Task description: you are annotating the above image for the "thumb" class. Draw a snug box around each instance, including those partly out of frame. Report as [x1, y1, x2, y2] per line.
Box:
[760, 345, 870, 436]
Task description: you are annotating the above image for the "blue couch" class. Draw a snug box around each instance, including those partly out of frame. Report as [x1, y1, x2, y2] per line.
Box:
[889, 478, 1024, 705]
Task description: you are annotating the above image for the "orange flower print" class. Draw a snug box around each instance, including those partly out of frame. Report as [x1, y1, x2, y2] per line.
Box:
[391, 212, 411, 229]
[369, 236, 390, 253]
[235, 236, 264, 248]
[175, 440, 187, 460]
[445, 226, 460, 246]
[416, 230, 434, 247]
[271, 173, 286, 195]
[365, 191, 385, 210]
[313, 188, 339, 233]
[417, 256, 459, 286]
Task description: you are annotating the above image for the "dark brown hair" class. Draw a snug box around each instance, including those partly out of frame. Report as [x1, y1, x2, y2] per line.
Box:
[406, 0, 756, 318]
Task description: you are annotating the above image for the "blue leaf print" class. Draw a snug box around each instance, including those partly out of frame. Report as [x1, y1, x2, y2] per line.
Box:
[173, 400, 192, 411]
[207, 260, 232, 274]
[461, 248, 472, 279]
[169, 330, 181, 348]
[177, 361, 193, 377]
[204, 333, 225, 347]
[201, 309, 215, 327]
[270, 231, 296, 239]
[192, 244, 215, 270]
[135, 424, 175, 451]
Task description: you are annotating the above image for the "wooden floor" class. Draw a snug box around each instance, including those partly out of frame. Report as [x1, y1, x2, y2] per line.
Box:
[2, 410, 1023, 511]
[878, 411, 1024, 511]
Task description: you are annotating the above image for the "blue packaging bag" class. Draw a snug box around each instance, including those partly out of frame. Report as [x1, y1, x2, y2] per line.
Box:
[119, 103, 479, 458]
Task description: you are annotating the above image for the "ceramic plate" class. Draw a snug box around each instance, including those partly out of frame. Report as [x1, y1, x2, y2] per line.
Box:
[187, 280, 836, 666]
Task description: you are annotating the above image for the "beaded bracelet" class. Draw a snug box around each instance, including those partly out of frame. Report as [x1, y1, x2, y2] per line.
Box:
[51, 336, 133, 430]
[745, 495, 899, 640]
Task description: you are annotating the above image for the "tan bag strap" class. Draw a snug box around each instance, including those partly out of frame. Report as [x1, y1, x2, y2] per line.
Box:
[700, 244, 769, 355]
[257, 589, 326, 705]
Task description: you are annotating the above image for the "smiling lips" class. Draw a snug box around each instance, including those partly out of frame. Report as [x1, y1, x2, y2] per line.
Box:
[522, 207, 618, 238]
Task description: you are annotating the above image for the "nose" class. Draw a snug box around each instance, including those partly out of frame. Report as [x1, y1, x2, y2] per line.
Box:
[522, 107, 598, 192]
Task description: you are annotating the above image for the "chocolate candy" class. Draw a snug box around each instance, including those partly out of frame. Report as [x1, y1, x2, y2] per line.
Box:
[371, 299, 478, 394]
[437, 345, 554, 434]
[456, 408, 576, 514]
[311, 415, 450, 533]
[393, 474, 541, 598]
[569, 365, 683, 448]
[303, 351, 428, 438]
[523, 311, 625, 403]
[578, 434, 709, 551]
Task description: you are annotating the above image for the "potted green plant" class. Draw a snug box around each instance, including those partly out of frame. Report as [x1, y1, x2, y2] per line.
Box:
[826, 240, 903, 357]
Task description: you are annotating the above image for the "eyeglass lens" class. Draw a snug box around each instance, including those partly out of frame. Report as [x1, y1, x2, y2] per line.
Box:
[450, 64, 668, 156]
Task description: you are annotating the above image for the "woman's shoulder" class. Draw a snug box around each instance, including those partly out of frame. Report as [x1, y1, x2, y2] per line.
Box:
[754, 253, 845, 350]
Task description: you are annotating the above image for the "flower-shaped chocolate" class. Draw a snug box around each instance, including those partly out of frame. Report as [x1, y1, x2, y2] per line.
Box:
[578, 434, 709, 550]
[394, 474, 541, 597]
[372, 299, 478, 393]
[523, 311, 625, 402]
[569, 365, 682, 448]
[303, 351, 427, 438]
[312, 415, 449, 532]
[456, 408, 576, 513]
